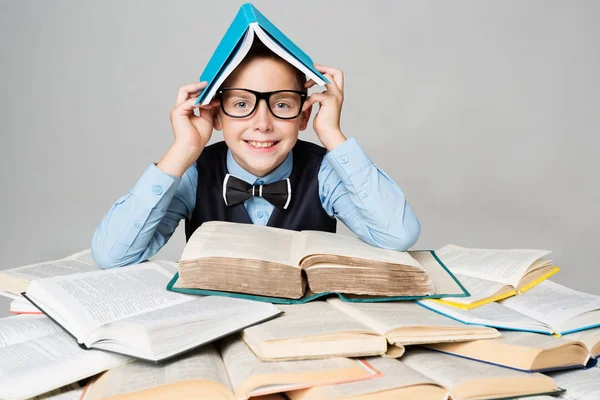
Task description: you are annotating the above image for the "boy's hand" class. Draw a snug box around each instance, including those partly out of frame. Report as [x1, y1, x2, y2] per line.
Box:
[301, 63, 347, 151]
[169, 81, 219, 161]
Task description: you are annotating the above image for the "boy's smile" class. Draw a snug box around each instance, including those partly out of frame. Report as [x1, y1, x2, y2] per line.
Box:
[213, 57, 311, 178]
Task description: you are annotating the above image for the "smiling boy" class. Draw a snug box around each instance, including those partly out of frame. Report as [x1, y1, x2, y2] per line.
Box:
[91, 41, 420, 268]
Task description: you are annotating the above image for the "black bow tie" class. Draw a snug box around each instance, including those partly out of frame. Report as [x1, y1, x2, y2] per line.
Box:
[223, 174, 291, 210]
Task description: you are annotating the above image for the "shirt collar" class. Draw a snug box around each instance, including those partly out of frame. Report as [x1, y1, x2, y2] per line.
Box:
[226, 148, 293, 185]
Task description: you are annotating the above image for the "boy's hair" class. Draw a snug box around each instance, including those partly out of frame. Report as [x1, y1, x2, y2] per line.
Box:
[221, 40, 307, 91]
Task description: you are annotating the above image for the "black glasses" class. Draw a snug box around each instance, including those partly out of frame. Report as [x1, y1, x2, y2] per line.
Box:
[217, 88, 307, 119]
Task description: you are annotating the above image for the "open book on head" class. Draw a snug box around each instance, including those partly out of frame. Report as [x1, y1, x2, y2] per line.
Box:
[168, 221, 468, 303]
[428, 244, 559, 309]
[194, 2, 329, 106]
[22, 260, 280, 362]
[82, 336, 380, 400]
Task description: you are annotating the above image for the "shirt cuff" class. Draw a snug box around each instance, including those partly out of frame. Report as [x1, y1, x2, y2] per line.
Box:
[324, 137, 374, 180]
[131, 163, 182, 210]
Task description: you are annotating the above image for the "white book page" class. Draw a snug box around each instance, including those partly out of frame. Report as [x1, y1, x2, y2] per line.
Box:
[181, 221, 300, 267]
[564, 327, 600, 354]
[200, 28, 255, 105]
[550, 368, 600, 399]
[26, 262, 193, 341]
[0, 315, 62, 348]
[419, 300, 551, 333]
[497, 330, 583, 350]
[0, 331, 128, 400]
[243, 302, 376, 342]
[89, 345, 232, 398]
[328, 298, 464, 335]
[402, 348, 539, 389]
[500, 281, 600, 331]
[251, 23, 325, 87]
[1, 249, 100, 282]
[32, 383, 83, 400]
[439, 274, 507, 304]
[434, 245, 550, 286]
[10, 297, 42, 314]
[220, 335, 353, 396]
[299, 231, 420, 268]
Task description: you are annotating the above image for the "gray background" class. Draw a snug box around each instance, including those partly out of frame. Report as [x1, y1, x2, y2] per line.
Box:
[1, 0, 599, 316]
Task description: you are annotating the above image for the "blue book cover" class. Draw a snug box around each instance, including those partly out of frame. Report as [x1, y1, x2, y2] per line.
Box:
[195, 3, 329, 106]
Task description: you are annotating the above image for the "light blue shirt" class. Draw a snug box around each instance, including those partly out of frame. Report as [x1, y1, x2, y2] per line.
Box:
[91, 137, 421, 268]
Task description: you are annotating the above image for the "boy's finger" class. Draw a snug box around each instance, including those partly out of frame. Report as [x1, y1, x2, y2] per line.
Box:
[322, 73, 342, 96]
[301, 93, 326, 112]
[304, 79, 317, 89]
[315, 64, 344, 91]
[176, 81, 208, 105]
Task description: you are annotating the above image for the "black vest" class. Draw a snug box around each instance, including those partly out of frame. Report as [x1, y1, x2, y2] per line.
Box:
[185, 140, 337, 241]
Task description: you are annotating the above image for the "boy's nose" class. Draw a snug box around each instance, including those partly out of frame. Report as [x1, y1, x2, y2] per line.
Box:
[252, 99, 273, 132]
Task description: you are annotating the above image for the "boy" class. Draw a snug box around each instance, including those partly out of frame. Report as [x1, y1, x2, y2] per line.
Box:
[91, 42, 420, 268]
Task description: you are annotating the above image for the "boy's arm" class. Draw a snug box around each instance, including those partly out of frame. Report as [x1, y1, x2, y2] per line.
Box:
[90, 163, 197, 268]
[318, 137, 420, 251]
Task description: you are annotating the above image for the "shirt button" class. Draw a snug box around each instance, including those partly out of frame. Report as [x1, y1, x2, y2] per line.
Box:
[257, 211, 265, 219]
[340, 156, 348, 164]
[153, 185, 163, 195]
[360, 191, 369, 198]
[256, 180, 264, 185]
[133, 221, 141, 228]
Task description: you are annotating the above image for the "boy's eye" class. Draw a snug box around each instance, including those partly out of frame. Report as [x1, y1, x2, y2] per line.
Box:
[273, 102, 289, 110]
[233, 101, 250, 109]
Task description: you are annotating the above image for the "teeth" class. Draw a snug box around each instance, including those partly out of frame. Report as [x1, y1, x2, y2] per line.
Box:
[248, 141, 276, 148]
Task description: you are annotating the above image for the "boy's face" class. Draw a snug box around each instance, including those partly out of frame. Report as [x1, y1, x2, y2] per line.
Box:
[214, 58, 311, 177]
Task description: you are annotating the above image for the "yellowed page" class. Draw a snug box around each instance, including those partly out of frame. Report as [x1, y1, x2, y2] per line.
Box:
[181, 221, 301, 267]
[434, 244, 550, 287]
[564, 327, 600, 355]
[33, 383, 83, 400]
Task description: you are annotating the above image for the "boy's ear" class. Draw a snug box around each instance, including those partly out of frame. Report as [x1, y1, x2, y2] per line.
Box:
[213, 107, 223, 131]
[298, 104, 312, 131]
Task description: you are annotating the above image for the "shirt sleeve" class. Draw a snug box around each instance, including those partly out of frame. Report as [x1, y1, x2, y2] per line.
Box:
[318, 137, 421, 251]
[91, 163, 198, 268]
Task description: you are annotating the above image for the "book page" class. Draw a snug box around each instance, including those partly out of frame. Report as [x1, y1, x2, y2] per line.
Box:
[402, 348, 541, 389]
[500, 280, 600, 329]
[181, 221, 301, 267]
[291, 356, 442, 399]
[418, 300, 549, 333]
[0, 331, 128, 400]
[434, 244, 550, 286]
[243, 302, 376, 342]
[327, 298, 465, 335]
[564, 327, 600, 354]
[0, 249, 101, 282]
[88, 345, 233, 398]
[32, 383, 83, 400]
[26, 262, 193, 340]
[0, 314, 62, 347]
[494, 330, 582, 349]
[549, 368, 600, 400]
[439, 274, 507, 304]
[298, 231, 419, 267]
[220, 335, 354, 394]
[408, 251, 465, 295]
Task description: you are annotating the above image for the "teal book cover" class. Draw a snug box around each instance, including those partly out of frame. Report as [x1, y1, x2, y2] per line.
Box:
[194, 2, 329, 106]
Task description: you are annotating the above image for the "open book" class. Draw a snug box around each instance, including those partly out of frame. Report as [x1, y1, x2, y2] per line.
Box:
[22, 260, 280, 361]
[426, 330, 594, 372]
[288, 348, 562, 400]
[10, 297, 42, 314]
[549, 366, 600, 400]
[169, 221, 467, 303]
[0, 315, 129, 400]
[241, 300, 498, 361]
[194, 3, 328, 106]
[429, 244, 559, 309]
[420, 280, 600, 337]
[82, 336, 379, 400]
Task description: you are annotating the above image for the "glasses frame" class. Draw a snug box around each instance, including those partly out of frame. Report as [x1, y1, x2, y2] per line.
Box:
[217, 88, 308, 120]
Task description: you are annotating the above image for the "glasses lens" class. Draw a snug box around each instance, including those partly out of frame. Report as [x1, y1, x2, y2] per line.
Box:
[270, 91, 303, 118]
[221, 89, 257, 117]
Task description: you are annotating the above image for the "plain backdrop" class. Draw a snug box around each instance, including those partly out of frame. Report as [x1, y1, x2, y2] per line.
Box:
[1, 0, 599, 316]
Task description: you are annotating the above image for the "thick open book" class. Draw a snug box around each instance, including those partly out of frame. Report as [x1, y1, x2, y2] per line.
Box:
[0, 315, 129, 400]
[288, 348, 562, 400]
[241, 300, 498, 361]
[426, 330, 594, 372]
[420, 280, 600, 337]
[429, 244, 559, 309]
[22, 260, 280, 361]
[169, 221, 467, 303]
[194, 3, 328, 106]
[82, 336, 379, 400]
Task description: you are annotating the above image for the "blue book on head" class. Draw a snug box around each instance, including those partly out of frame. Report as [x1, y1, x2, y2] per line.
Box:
[194, 2, 330, 106]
